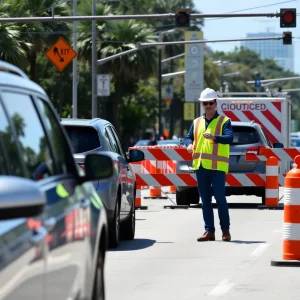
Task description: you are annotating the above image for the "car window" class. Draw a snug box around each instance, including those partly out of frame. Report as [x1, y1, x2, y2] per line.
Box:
[104, 128, 115, 152]
[1, 92, 55, 180]
[260, 127, 272, 147]
[63, 125, 101, 154]
[35, 99, 69, 174]
[0, 137, 8, 174]
[109, 126, 126, 158]
[291, 139, 300, 147]
[104, 126, 118, 153]
[0, 101, 24, 176]
[232, 126, 260, 145]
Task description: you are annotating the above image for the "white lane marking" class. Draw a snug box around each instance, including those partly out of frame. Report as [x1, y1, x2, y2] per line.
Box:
[273, 229, 282, 233]
[249, 244, 270, 257]
[208, 279, 235, 296]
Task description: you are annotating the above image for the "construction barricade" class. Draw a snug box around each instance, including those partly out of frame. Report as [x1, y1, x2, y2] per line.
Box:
[246, 147, 300, 209]
[271, 155, 300, 267]
[130, 145, 275, 209]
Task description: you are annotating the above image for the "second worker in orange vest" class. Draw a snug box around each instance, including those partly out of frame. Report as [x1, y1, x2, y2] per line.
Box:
[185, 88, 233, 242]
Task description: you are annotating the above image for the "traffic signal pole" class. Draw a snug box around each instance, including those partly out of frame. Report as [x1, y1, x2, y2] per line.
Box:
[0, 12, 281, 23]
[0, 10, 293, 119]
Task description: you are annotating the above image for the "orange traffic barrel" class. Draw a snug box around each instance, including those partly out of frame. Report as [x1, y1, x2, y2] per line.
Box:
[271, 155, 300, 267]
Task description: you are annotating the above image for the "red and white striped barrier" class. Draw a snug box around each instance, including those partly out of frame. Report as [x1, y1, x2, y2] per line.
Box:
[246, 147, 300, 162]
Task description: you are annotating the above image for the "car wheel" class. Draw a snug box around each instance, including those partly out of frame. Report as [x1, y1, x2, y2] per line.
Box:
[188, 187, 200, 204]
[261, 194, 266, 205]
[92, 249, 105, 300]
[109, 199, 120, 248]
[176, 189, 189, 205]
[120, 200, 135, 240]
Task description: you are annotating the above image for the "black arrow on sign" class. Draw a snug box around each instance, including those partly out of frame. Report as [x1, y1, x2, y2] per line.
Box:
[53, 47, 64, 62]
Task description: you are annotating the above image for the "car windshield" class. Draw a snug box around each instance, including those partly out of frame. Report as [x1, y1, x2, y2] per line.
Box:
[63, 125, 101, 154]
[291, 139, 300, 147]
[134, 140, 149, 146]
[231, 126, 260, 145]
[157, 140, 180, 145]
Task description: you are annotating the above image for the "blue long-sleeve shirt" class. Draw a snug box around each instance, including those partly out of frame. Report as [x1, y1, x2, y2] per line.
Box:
[184, 112, 233, 147]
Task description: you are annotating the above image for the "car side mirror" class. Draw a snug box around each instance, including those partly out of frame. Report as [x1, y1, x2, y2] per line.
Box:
[84, 153, 114, 181]
[128, 149, 144, 162]
[0, 177, 45, 220]
[273, 142, 284, 148]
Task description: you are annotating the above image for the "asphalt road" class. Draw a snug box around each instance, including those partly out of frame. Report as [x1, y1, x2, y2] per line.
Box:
[105, 188, 298, 300]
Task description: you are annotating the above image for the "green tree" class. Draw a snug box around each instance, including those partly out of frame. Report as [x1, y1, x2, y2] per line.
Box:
[100, 19, 158, 132]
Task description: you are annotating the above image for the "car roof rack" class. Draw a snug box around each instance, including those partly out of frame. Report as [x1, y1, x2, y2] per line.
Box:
[0, 60, 28, 79]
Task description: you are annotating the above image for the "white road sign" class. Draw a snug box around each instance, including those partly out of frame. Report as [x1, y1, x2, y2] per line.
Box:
[97, 74, 110, 96]
[163, 84, 173, 99]
[184, 31, 204, 102]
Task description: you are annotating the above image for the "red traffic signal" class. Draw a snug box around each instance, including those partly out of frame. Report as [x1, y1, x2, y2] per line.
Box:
[283, 31, 292, 44]
[280, 8, 296, 27]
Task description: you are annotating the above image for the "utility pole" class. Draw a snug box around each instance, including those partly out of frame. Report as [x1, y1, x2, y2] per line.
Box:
[72, 0, 78, 118]
[158, 32, 162, 137]
[91, 0, 97, 118]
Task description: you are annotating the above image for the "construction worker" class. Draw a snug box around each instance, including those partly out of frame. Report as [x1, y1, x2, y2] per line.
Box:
[185, 88, 233, 242]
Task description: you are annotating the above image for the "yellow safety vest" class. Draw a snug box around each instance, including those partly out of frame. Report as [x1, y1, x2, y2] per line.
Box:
[192, 115, 230, 173]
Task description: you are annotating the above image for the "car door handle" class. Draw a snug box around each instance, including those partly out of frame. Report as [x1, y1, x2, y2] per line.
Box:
[30, 227, 47, 246]
[44, 217, 56, 232]
[80, 199, 90, 209]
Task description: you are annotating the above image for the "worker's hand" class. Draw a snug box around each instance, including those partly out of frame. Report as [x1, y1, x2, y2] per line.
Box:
[187, 144, 193, 153]
[203, 133, 215, 141]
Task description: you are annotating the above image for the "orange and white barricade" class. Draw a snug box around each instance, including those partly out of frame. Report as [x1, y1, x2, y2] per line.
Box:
[271, 155, 300, 267]
[130, 145, 270, 209]
[257, 156, 280, 209]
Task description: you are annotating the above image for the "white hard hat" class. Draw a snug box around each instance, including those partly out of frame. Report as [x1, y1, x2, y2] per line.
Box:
[199, 88, 218, 102]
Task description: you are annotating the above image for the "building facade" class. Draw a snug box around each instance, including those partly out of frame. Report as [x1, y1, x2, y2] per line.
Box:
[242, 32, 294, 72]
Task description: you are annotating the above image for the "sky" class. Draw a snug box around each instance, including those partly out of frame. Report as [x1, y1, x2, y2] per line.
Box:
[193, 0, 300, 74]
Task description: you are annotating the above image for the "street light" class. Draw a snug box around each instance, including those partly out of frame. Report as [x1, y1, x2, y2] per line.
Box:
[213, 60, 236, 92]
[157, 29, 177, 137]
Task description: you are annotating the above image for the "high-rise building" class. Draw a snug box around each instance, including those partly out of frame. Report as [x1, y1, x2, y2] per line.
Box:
[241, 32, 294, 72]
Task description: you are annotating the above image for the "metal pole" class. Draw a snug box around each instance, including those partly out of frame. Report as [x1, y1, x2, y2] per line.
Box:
[220, 61, 224, 93]
[72, 0, 77, 118]
[59, 72, 62, 117]
[158, 33, 162, 137]
[0, 12, 281, 23]
[91, 0, 97, 118]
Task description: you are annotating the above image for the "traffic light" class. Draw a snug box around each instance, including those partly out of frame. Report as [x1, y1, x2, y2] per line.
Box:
[175, 8, 190, 28]
[283, 31, 292, 44]
[280, 8, 296, 27]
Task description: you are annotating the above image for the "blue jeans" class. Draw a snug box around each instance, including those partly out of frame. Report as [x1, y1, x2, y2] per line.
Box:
[195, 165, 230, 233]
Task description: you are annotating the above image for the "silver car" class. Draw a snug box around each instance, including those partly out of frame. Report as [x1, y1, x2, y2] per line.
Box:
[61, 118, 143, 248]
[0, 60, 114, 299]
[176, 121, 283, 205]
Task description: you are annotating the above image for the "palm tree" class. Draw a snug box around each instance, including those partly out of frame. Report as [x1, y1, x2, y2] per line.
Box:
[77, 2, 115, 62]
[0, 1, 28, 66]
[3, 0, 71, 81]
[101, 19, 158, 132]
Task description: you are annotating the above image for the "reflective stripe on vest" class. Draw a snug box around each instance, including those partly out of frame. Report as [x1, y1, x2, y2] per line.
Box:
[192, 115, 230, 172]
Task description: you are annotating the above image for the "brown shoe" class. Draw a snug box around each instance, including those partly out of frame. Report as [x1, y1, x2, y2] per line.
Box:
[197, 232, 215, 242]
[222, 230, 231, 242]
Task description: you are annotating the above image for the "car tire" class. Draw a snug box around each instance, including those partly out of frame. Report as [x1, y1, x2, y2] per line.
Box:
[109, 198, 120, 248]
[261, 194, 266, 205]
[92, 249, 105, 300]
[120, 201, 135, 240]
[176, 189, 189, 205]
[188, 187, 200, 204]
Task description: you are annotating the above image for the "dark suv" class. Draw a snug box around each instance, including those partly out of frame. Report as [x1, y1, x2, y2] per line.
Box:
[176, 121, 283, 205]
[61, 118, 139, 248]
